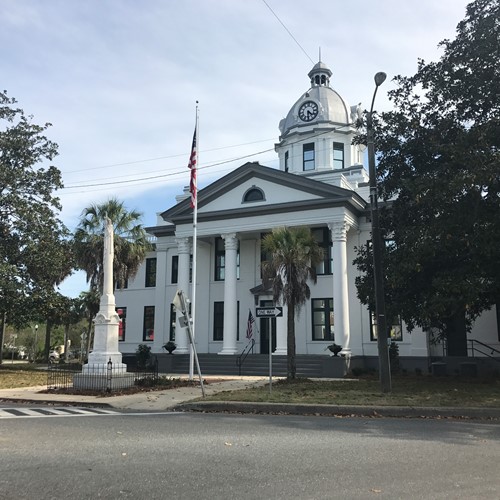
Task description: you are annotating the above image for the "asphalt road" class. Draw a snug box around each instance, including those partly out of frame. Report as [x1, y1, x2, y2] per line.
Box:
[1, 410, 499, 499]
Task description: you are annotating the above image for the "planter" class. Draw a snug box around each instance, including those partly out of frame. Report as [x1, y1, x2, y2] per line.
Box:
[326, 344, 342, 356]
[162, 341, 177, 355]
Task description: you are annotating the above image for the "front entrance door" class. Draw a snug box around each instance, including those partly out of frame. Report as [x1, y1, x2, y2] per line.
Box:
[260, 300, 276, 354]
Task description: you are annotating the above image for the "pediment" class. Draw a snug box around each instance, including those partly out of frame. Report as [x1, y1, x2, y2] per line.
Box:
[160, 162, 366, 225]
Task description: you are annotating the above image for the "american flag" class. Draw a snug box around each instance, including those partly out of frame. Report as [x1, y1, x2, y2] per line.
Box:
[246, 310, 255, 339]
[188, 126, 197, 209]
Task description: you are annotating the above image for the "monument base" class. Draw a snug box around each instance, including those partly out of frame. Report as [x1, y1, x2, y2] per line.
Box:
[73, 372, 136, 391]
[85, 351, 125, 367]
[77, 356, 135, 391]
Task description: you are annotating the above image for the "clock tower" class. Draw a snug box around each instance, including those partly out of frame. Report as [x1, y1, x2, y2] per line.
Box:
[275, 61, 368, 190]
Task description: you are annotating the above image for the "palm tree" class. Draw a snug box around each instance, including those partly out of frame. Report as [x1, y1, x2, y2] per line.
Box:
[79, 287, 100, 361]
[262, 227, 323, 379]
[74, 198, 152, 291]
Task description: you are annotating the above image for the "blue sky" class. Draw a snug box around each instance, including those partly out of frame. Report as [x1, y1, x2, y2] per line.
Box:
[1, 0, 471, 297]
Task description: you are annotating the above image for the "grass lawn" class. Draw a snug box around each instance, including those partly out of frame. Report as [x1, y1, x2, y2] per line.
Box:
[202, 375, 500, 408]
[1, 364, 499, 408]
[0, 364, 48, 389]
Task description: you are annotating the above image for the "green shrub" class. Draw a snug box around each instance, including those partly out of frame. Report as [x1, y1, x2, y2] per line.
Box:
[389, 342, 400, 374]
[135, 344, 151, 369]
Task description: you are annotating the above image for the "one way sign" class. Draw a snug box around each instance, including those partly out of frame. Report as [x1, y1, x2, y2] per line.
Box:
[256, 306, 283, 318]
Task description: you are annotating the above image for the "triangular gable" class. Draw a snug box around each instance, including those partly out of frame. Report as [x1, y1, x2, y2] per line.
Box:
[160, 162, 366, 225]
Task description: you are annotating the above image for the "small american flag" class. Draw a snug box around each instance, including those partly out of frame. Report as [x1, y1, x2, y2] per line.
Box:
[246, 310, 255, 339]
[188, 126, 197, 209]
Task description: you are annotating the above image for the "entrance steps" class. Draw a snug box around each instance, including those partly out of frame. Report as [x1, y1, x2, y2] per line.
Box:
[156, 353, 344, 378]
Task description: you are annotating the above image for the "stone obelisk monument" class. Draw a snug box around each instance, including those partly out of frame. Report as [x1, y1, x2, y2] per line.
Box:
[81, 217, 128, 376]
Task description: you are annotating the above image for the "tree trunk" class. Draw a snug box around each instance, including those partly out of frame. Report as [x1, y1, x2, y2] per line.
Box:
[496, 301, 500, 342]
[85, 315, 93, 362]
[0, 311, 6, 365]
[64, 323, 70, 361]
[287, 301, 296, 379]
[445, 308, 468, 356]
[44, 320, 52, 363]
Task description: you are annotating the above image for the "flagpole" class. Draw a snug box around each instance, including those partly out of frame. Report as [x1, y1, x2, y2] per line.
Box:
[189, 102, 199, 380]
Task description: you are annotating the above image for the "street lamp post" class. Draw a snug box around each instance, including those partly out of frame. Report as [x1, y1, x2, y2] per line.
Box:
[367, 71, 392, 393]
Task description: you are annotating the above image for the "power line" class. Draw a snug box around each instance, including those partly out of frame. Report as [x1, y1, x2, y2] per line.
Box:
[61, 126, 354, 190]
[62, 147, 275, 190]
[261, 0, 314, 64]
[63, 137, 277, 174]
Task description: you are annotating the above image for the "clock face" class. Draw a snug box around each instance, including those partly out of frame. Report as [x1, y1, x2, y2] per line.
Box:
[298, 101, 319, 122]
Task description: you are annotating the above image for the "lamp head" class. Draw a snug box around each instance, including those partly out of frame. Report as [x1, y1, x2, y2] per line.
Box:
[374, 72, 387, 87]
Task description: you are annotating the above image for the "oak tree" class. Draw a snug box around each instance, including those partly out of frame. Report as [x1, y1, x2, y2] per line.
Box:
[0, 91, 72, 361]
[355, 0, 500, 354]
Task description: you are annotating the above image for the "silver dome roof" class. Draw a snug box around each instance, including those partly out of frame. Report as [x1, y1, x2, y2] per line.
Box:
[279, 62, 352, 137]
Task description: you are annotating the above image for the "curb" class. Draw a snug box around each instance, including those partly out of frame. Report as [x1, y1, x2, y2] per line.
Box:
[0, 397, 115, 409]
[176, 401, 500, 420]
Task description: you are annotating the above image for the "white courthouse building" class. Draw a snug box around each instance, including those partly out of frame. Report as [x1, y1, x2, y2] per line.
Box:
[115, 62, 499, 375]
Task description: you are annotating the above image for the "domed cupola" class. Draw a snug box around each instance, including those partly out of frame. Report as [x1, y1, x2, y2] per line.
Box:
[308, 61, 332, 87]
[278, 61, 353, 139]
[275, 61, 367, 181]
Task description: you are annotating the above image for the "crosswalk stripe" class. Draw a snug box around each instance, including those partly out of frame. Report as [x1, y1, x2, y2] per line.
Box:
[0, 407, 120, 419]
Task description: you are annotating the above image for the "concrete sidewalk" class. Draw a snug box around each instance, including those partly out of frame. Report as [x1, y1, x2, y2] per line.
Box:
[0, 376, 268, 412]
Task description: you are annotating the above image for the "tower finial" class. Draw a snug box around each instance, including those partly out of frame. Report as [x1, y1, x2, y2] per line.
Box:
[319, 47, 321, 62]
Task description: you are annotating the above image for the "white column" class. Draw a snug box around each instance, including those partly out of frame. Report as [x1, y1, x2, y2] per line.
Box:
[175, 237, 191, 354]
[329, 221, 351, 355]
[219, 233, 238, 355]
[153, 243, 169, 352]
[274, 304, 287, 355]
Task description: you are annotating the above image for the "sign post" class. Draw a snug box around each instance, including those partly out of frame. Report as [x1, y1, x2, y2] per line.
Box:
[255, 307, 283, 394]
[173, 290, 205, 397]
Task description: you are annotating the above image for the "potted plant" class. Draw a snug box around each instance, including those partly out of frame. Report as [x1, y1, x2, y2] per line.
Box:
[162, 341, 177, 354]
[325, 343, 342, 356]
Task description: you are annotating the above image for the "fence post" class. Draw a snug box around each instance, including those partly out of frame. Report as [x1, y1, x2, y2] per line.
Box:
[106, 358, 112, 393]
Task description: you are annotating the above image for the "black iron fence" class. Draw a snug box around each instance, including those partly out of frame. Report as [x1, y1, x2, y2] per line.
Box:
[47, 357, 159, 393]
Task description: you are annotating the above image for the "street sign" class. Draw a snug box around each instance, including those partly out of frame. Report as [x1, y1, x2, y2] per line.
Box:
[255, 306, 283, 318]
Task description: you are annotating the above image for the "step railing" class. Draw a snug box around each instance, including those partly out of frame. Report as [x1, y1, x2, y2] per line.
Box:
[467, 339, 500, 362]
[236, 339, 255, 376]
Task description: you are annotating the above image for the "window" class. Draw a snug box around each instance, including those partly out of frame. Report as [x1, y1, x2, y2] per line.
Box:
[169, 304, 176, 341]
[260, 232, 270, 278]
[143, 306, 155, 341]
[214, 237, 240, 281]
[171, 255, 178, 284]
[312, 227, 332, 275]
[116, 307, 126, 341]
[116, 278, 128, 290]
[213, 301, 239, 341]
[370, 312, 403, 341]
[171, 255, 192, 284]
[284, 150, 289, 172]
[303, 143, 315, 171]
[213, 302, 224, 341]
[145, 258, 157, 287]
[333, 142, 344, 169]
[312, 298, 334, 341]
[243, 187, 265, 202]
